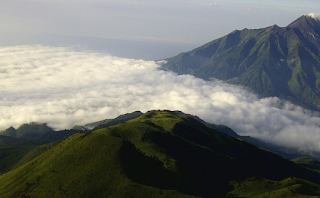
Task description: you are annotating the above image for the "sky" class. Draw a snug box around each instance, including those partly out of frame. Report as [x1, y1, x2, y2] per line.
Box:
[1, 1, 320, 156]
[1, 0, 320, 59]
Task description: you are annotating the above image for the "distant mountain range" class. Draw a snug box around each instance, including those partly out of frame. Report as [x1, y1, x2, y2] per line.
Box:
[161, 14, 320, 111]
[0, 122, 53, 140]
[1, 110, 320, 197]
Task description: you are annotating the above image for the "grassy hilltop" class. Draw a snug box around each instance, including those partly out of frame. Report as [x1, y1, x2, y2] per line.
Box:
[0, 110, 320, 197]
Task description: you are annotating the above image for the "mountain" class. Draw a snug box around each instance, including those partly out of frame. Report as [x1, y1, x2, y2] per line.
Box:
[0, 126, 17, 137]
[16, 123, 54, 139]
[0, 145, 37, 175]
[0, 123, 85, 146]
[0, 135, 31, 147]
[0, 109, 315, 176]
[292, 156, 320, 172]
[0, 112, 146, 176]
[73, 119, 112, 131]
[0, 122, 54, 140]
[161, 14, 320, 110]
[91, 111, 143, 131]
[1, 110, 320, 197]
[173, 110, 320, 160]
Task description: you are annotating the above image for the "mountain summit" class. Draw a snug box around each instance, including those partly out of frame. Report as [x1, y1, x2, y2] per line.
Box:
[287, 14, 320, 45]
[161, 14, 320, 110]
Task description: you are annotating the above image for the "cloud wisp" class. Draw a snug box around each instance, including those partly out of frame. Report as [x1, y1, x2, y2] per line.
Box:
[306, 13, 320, 20]
[1, 45, 320, 154]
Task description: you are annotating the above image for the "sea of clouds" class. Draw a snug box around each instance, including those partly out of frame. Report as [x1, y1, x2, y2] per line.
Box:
[1, 45, 320, 154]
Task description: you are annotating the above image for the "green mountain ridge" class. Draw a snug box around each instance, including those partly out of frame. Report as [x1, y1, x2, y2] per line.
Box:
[0, 122, 54, 140]
[0, 110, 318, 176]
[1, 110, 320, 197]
[161, 15, 320, 110]
[292, 156, 320, 173]
[174, 110, 320, 160]
[0, 133, 193, 198]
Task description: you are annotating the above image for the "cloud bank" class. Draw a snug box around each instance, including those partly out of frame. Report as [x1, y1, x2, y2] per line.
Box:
[2, 45, 320, 154]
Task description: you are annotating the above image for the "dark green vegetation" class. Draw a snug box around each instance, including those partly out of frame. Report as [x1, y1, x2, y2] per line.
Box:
[292, 156, 320, 173]
[0, 123, 84, 176]
[0, 124, 194, 198]
[0, 143, 58, 175]
[161, 15, 320, 110]
[0, 123, 86, 146]
[0, 112, 145, 176]
[1, 110, 320, 197]
[227, 177, 320, 197]
[175, 110, 320, 160]
[0, 135, 31, 147]
[0, 145, 36, 175]
[91, 111, 143, 131]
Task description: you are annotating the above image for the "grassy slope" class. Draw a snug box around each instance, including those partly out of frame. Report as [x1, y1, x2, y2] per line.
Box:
[227, 177, 320, 198]
[9, 142, 59, 171]
[0, 130, 85, 176]
[1, 110, 320, 197]
[0, 145, 37, 175]
[292, 156, 320, 173]
[0, 142, 59, 176]
[0, 132, 194, 198]
[0, 112, 142, 176]
[92, 111, 143, 131]
[97, 111, 320, 196]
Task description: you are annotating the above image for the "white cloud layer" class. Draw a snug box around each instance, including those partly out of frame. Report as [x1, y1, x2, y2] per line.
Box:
[2, 45, 320, 154]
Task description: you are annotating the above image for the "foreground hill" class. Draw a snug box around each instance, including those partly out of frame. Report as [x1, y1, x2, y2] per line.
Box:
[0, 133, 192, 198]
[161, 14, 320, 110]
[1, 110, 320, 197]
[0, 126, 85, 176]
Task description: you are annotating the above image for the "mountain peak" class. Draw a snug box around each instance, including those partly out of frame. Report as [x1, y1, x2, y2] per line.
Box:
[286, 14, 320, 45]
[0, 126, 17, 137]
[287, 14, 320, 29]
[264, 24, 281, 33]
[306, 13, 320, 21]
[161, 14, 320, 111]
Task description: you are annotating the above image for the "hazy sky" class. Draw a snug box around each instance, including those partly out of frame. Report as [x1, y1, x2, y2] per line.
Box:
[1, 0, 320, 59]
